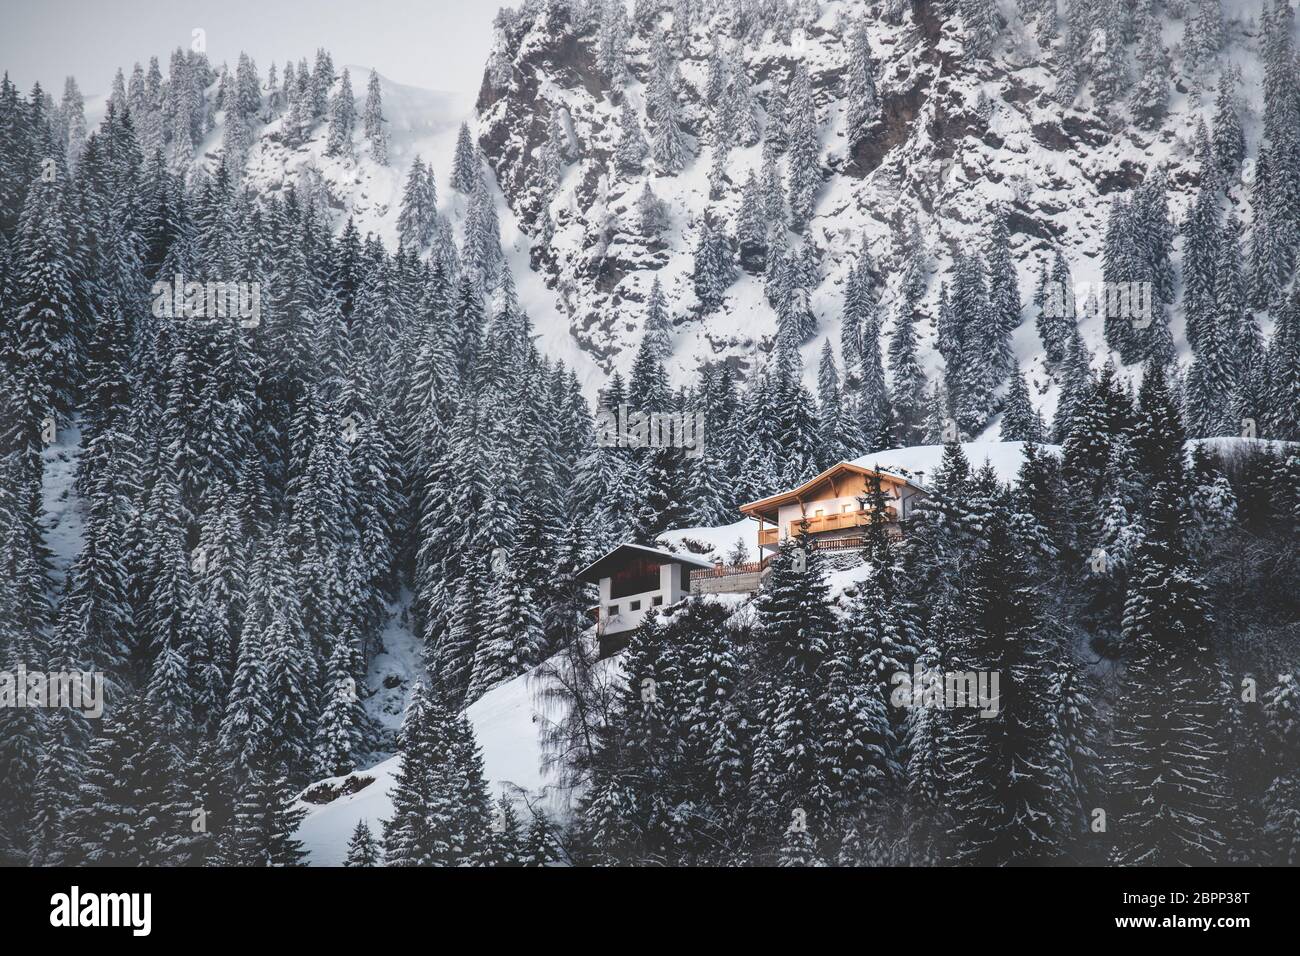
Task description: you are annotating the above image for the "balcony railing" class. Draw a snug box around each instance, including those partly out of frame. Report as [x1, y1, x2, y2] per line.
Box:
[759, 506, 897, 546]
[694, 559, 768, 578]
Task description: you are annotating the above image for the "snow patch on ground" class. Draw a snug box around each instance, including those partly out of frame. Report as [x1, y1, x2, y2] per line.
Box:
[41, 421, 85, 584]
[658, 517, 760, 562]
[298, 646, 605, 865]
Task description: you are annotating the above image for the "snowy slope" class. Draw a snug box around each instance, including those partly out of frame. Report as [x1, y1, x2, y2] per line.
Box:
[297, 648, 620, 865]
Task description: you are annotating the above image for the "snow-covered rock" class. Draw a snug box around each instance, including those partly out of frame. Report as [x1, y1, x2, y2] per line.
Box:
[474, 0, 1268, 414]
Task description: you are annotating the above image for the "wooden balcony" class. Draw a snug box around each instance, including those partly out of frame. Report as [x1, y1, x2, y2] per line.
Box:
[758, 506, 897, 547]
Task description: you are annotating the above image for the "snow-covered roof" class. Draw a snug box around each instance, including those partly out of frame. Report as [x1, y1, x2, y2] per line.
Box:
[738, 460, 928, 519]
[576, 542, 717, 583]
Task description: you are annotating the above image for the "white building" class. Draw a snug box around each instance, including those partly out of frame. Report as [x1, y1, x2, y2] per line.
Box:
[577, 544, 715, 657]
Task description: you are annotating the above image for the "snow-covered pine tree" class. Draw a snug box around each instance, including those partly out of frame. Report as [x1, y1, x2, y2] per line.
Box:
[1107, 480, 1230, 866]
[614, 98, 647, 176]
[816, 340, 850, 466]
[961, 0, 998, 60]
[983, 210, 1021, 383]
[1000, 368, 1043, 442]
[727, 56, 762, 147]
[463, 174, 504, 286]
[750, 532, 838, 859]
[1130, 5, 1171, 124]
[450, 121, 480, 194]
[650, 59, 689, 175]
[362, 69, 388, 165]
[397, 156, 437, 250]
[344, 819, 381, 866]
[945, 507, 1069, 865]
[1211, 66, 1245, 179]
[844, 18, 880, 147]
[888, 302, 928, 447]
[643, 277, 673, 358]
[635, 180, 667, 238]
[325, 68, 355, 157]
[785, 64, 821, 230]
[692, 211, 735, 313]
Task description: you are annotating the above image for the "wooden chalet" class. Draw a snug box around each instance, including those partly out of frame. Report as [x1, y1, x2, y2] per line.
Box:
[739, 459, 927, 555]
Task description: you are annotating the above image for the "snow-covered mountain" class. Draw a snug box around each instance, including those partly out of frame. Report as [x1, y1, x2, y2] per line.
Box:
[180, 68, 607, 390]
[163, 2, 1272, 425]
[468, 0, 1267, 414]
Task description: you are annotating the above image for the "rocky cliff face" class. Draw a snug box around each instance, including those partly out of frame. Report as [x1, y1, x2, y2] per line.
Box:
[473, 0, 1263, 419]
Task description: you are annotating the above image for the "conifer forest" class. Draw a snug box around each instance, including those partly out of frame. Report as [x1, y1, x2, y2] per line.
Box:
[0, 0, 1298, 888]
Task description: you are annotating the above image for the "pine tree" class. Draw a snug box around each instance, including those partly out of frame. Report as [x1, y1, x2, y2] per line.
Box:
[345, 819, 381, 866]
[1036, 248, 1075, 367]
[1211, 66, 1245, 179]
[785, 64, 821, 229]
[844, 18, 880, 146]
[888, 302, 928, 447]
[64, 696, 185, 866]
[463, 174, 503, 285]
[217, 760, 308, 866]
[597, 0, 631, 82]
[469, 560, 545, 699]
[727, 57, 762, 147]
[1185, 0, 1225, 79]
[984, 210, 1021, 382]
[751, 533, 838, 858]
[961, 0, 998, 60]
[650, 63, 689, 175]
[1131, 6, 1171, 124]
[614, 98, 647, 176]
[946, 509, 1068, 865]
[643, 277, 672, 357]
[1000, 368, 1043, 442]
[362, 69, 388, 165]
[635, 180, 667, 237]
[1185, 183, 1222, 358]
[1108, 482, 1229, 866]
[397, 157, 437, 250]
[522, 810, 562, 866]
[450, 122, 480, 194]
[491, 794, 524, 865]
[1262, 671, 1300, 864]
[692, 212, 735, 313]
[816, 340, 851, 465]
[383, 680, 494, 865]
[60, 76, 87, 168]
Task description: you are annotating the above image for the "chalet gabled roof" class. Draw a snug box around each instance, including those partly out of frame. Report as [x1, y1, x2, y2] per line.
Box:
[576, 543, 716, 584]
[738, 460, 927, 522]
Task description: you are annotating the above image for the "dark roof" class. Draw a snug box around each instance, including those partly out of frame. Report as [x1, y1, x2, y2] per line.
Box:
[576, 543, 716, 584]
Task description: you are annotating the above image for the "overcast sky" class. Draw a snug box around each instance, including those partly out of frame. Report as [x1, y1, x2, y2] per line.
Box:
[0, 0, 499, 95]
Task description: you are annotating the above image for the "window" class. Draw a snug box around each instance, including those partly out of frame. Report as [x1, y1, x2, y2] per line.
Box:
[610, 559, 661, 599]
[652, 596, 663, 607]
[630, 600, 642, 611]
[842, 503, 852, 513]
[607, 605, 619, 617]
